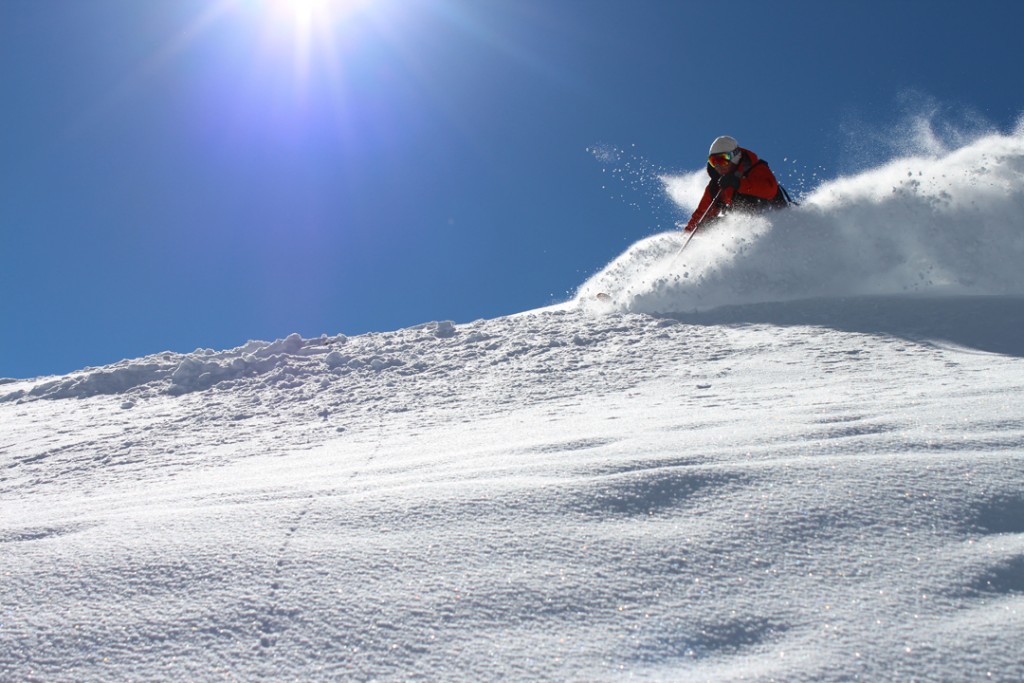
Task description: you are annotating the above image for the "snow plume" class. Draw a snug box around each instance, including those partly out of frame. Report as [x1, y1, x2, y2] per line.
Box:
[837, 91, 1001, 172]
[576, 127, 1024, 314]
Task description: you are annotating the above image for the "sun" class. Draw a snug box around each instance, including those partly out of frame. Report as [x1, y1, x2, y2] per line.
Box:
[264, 0, 374, 29]
[271, 0, 333, 21]
[256, 0, 378, 81]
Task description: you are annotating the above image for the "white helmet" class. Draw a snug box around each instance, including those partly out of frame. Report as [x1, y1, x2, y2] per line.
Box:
[709, 135, 741, 162]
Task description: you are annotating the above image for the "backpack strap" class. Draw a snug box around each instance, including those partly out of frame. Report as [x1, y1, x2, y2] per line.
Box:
[749, 157, 800, 207]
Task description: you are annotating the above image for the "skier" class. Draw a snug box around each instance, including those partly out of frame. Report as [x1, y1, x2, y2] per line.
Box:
[683, 135, 789, 233]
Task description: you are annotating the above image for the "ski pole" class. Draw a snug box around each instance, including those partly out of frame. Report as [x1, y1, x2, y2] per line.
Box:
[670, 187, 724, 262]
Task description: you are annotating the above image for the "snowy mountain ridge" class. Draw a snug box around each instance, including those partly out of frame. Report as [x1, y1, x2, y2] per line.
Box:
[5, 128, 1023, 400]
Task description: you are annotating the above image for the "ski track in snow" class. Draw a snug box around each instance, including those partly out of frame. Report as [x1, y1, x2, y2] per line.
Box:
[2, 133, 1024, 681]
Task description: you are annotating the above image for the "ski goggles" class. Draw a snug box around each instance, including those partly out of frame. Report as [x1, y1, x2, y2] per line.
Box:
[708, 151, 738, 167]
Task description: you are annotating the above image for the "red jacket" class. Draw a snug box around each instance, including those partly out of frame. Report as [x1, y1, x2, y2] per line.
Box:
[684, 148, 783, 232]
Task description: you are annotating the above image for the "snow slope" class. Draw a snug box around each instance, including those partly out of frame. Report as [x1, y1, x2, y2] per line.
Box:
[2, 132, 1024, 682]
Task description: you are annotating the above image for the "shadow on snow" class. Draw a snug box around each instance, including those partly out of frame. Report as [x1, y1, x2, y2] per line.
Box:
[665, 295, 1024, 358]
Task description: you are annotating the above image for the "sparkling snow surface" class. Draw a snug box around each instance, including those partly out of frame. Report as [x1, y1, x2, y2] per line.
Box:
[2, 131, 1024, 681]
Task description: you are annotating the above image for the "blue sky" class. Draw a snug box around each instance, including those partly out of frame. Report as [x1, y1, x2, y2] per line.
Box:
[2, 0, 1022, 379]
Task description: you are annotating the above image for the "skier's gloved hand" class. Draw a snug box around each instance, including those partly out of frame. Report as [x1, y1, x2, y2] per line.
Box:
[719, 173, 741, 191]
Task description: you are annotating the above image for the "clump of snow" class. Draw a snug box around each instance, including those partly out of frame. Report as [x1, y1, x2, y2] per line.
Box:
[579, 129, 1024, 313]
